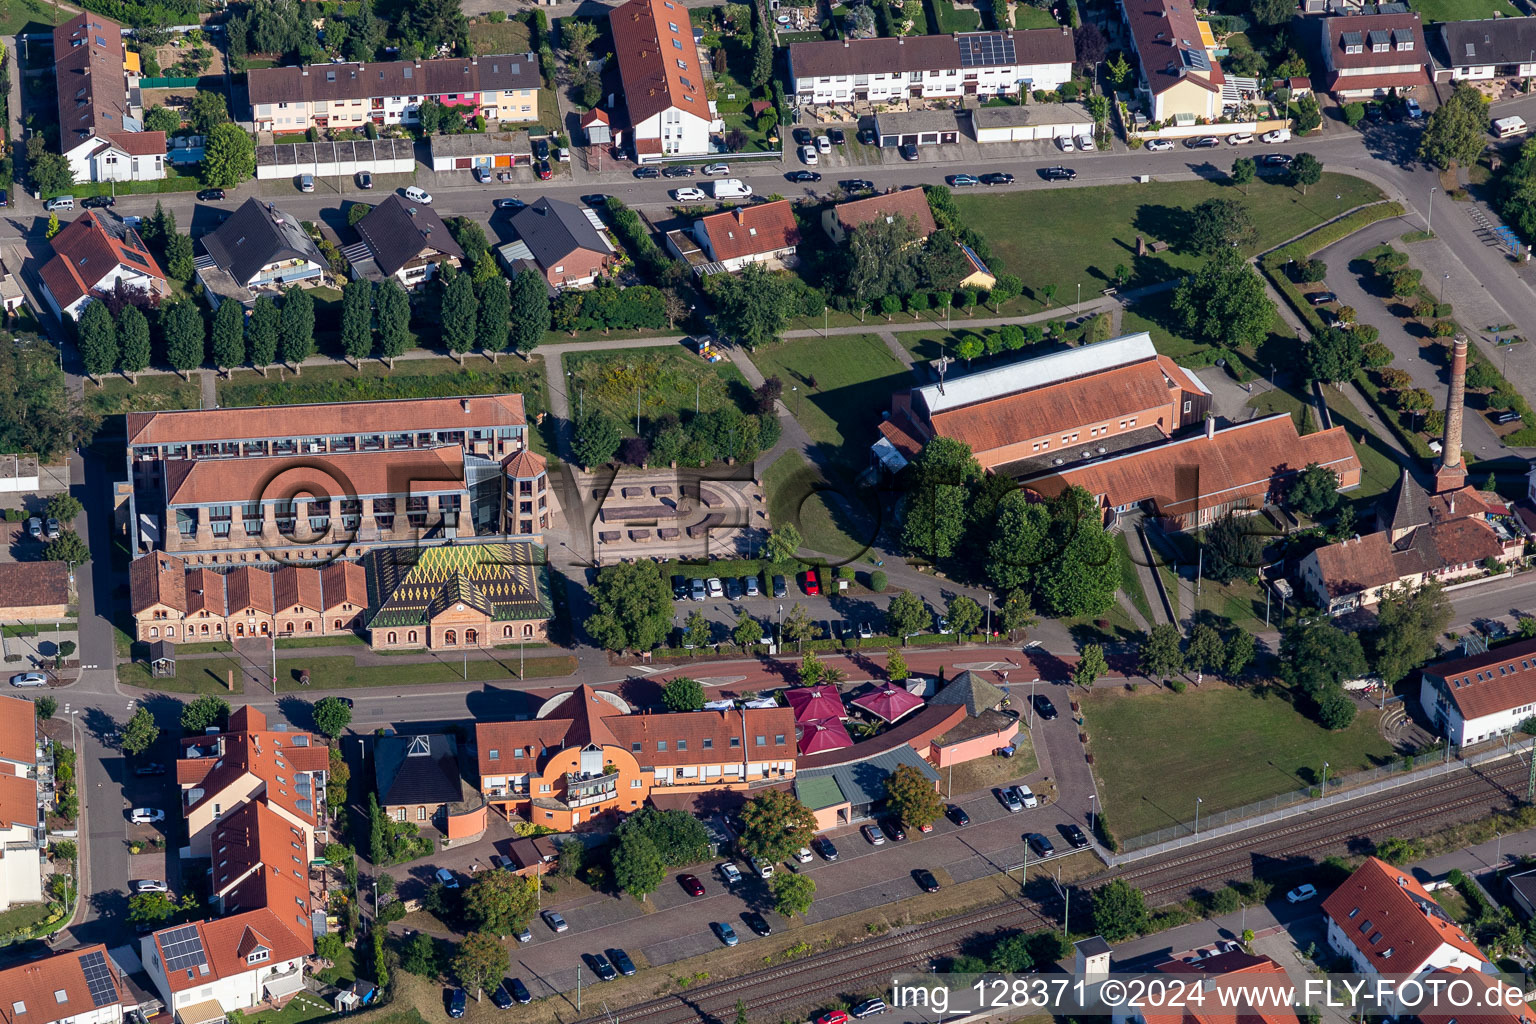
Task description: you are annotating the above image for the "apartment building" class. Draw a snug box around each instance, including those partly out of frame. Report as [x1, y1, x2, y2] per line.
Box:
[1419, 636, 1536, 748]
[609, 0, 717, 159]
[248, 53, 539, 134]
[54, 12, 166, 184]
[0, 945, 130, 1024]
[1433, 17, 1536, 81]
[477, 685, 796, 830]
[1320, 12, 1429, 97]
[0, 696, 42, 912]
[789, 29, 1075, 106]
[37, 210, 168, 321]
[1120, 0, 1224, 123]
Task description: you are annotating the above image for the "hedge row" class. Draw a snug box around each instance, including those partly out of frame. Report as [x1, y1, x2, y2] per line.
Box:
[653, 631, 993, 659]
[1353, 370, 1437, 459]
[1266, 201, 1406, 265]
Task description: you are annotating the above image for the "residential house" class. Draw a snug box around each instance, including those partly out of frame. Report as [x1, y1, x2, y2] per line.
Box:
[1320, 12, 1429, 97]
[1298, 471, 1524, 615]
[142, 901, 313, 1023]
[1419, 636, 1536, 748]
[788, 28, 1075, 106]
[54, 12, 165, 185]
[500, 197, 616, 289]
[122, 393, 528, 558]
[346, 193, 465, 287]
[375, 734, 482, 837]
[1322, 857, 1490, 1012]
[37, 211, 168, 321]
[176, 705, 329, 862]
[0, 945, 130, 1024]
[1022, 412, 1361, 530]
[248, 53, 539, 134]
[207, 800, 313, 918]
[690, 200, 800, 274]
[872, 332, 1212, 475]
[1101, 948, 1302, 1024]
[821, 188, 937, 245]
[476, 685, 797, 830]
[0, 562, 70, 622]
[1120, 0, 1224, 123]
[1433, 17, 1536, 81]
[608, 0, 717, 160]
[193, 199, 328, 310]
[0, 695, 42, 912]
[1414, 968, 1530, 1024]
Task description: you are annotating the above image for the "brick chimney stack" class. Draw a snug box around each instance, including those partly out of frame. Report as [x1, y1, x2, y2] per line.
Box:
[1434, 335, 1468, 493]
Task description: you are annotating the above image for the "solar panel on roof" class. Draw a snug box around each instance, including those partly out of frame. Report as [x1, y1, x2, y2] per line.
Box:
[957, 33, 1015, 68]
[160, 925, 208, 973]
[78, 951, 117, 1009]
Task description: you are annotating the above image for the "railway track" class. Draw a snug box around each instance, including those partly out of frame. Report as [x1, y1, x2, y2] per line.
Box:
[572, 753, 1527, 1024]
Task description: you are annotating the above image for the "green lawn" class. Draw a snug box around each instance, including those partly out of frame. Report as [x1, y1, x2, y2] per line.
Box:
[925, 0, 981, 32]
[1409, 0, 1516, 21]
[0, 901, 60, 939]
[1010, 5, 1060, 27]
[762, 451, 881, 562]
[1083, 685, 1395, 841]
[242, 992, 335, 1024]
[1122, 286, 1298, 384]
[747, 333, 910, 467]
[468, 18, 533, 54]
[120, 650, 578, 692]
[86, 374, 202, 418]
[1321, 383, 1408, 505]
[0, 0, 69, 36]
[1114, 532, 1155, 626]
[953, 173, 1383, 307]
[562, 346, 751, 434]
[316, 944, 358, 986]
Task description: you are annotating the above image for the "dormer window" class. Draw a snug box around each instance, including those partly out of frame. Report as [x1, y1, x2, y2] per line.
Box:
[247, 947, 269, 964]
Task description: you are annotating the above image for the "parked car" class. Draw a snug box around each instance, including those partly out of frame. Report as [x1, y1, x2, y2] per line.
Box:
[719, 861, 743, 885]
[298, 174, 315, 192]
[934, 614, 951, 635]
[881, 819, 907, 842]
[671, 574, 689, 599]
[914, 869, 940, 893]
[496, 197, 526, 210]
[851, 1000, 889, 1018]
[542, 910, 568, 932]
[403, 186, 433, 203]
[447, 989, 467, 1018]
[1026, 832, 1056, 857]
[474, 166, 493, 183]
[998, 786, 1024, 813]
[357, 172, 373, 189]
[862, 823, 887, 845]
[434, 867, 460, 889]
[679, 873, 706, 897]
[840, 178, 875, 192]
[690, 578, 708, 601]
[743, 576, 760, 597]
[1287, 884, 1318, 903]
[725, 577, 742, 599]
[1260, 129, 1292, 144]
[535, 160, 552, 180]
[1033, 695, 1058, 721]
[788, 170, 822, 183]
[858, 622, 873, 639]
[1495, 410, 1522, 425]
[82, 195, 115, 209]
[580, 194, 612, 207]
[946, 173, 981, 187]
[1308, 292, 1338, 306]
[800, 145, 819, 165]
[899, 143, 919, 161]
[606, 949, 636, 976]
[802, 571, 820, 596]
[815, 134, 832, 153]
[44, 196, 75, 212]
[828, 128, 846, 145]
[1060, 823, 1089, 848]
[793, 127, 814, 146]
[794, 846, 813, 863]
[948, 805, 970, 827]
[131, 879, 168, 893]
[1040, 166, 1076, 181]
[702, 163, 731, 175]
[8, 673, 46, 687]
[1260, 153, 1293, 168]
[858, 128, 876, 145]
[1406, 98, 1423, 119]
[1226, 132, 1254, 145]
[633, 166, 661, 178]
[515, 926, 532, 943]
[129, 808, 165, 824]
[492, 982, 515, 1009]
[586, 953, 617, 982]
[43, 518, 59, 540]
[490, 854, 514, 871]
[743, 911, 772, 936]
[815, 1012, 850, 1024]
[772, 575, 788, 598]
[979, 172, 1014, 185]
[751, 856, 775, 879]
[1144, 139, 1174, 152]
[133, 762, 167, 777]
[712, 921, 739, 946]
[532, 137, 550, 160]
[662, 164, 695, 178]
[509, 979, 531, 1004]
[1185, 136, 1220, 149]
[813, 836, 839, 860]
[1015, 785, 1039, 808]
[1056, 135, 1076, 152]
[707, 577, 725, 598]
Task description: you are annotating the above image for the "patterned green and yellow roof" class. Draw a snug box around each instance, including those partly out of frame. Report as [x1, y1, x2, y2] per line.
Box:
[363, 543, 551, 629]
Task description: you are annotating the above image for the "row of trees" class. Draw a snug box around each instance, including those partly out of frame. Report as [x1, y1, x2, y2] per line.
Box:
[573, 405, 779, 471]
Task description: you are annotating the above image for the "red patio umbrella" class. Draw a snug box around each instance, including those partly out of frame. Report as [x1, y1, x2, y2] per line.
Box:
[850, 684, 925, 723]
[797, 717, 855, 755]
[785, 684, 847, 724]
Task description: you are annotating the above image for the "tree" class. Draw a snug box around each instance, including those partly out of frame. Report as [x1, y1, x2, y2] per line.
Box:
[573, 413, 621, 468]
[1317, 687, 1357, 730]
[340, 278, 373, 366]
[279, 286, 316, 371]
[1187, 623, 1226, 683]
[181, 695, 230, 734]
[188, 91, 230, 135]
[584, 560, 673, 652]
[1370, 583, 1451, 684]
[31, 150, 74, 198]
[845, 215, 924, 305]
[165, 235, 195, 282]
[999, 589, 1037, 637]
[202, 123, 256, 188]
[77, 301, 117, 382]
[947, 595, 982, 639]
[781, 604, 822, 649]
[739, 790, 816, 862]
[118, 305, 151, 382]
[1293, 93, 1322, 134]
[1289, 152, 1323, 194]
[989, 934, 1034, 973]
[163, 301, 205, 378]
[1420, 84, 1489, 170]
[707, 263, 794, 349]
[901, 437, 981, 562]
[1305, 326, 1364, 385]
[1092, 879, 1148, 942]
[1188, 198, 1257, 254]
[475, 276, 511, 361]
[312, 697, 352, 738]
[144, 105, 182, 134]
[886, 589, 930, 639]
[120, 706, 161, 756]
[128, 891, 177, 925]
[765, 523, 802, 566]
[1074, 21, 1107, 67]
[1231, 157, 1255, 195]
[1206, 513, 1266, 583]
[1281, 621, 1366, 695]
[442, 269, 478, 363]
[43, 531, 89, 564]
[246, 296, 280, 373]
[988, 487, 1119, 618]
[205, 297, 245, 375]
[885, 762, 943, 829]
[401, 932, 441, 978]
[1139, 623, 1185, 680]
[1173, 247, 1276, 351]
[1279, 464, 1341, 521]
[751, 18, 772, 86]
[452, 932, 508, 1001]
[733, 611, 763, 650]
[769, 872, 816, 918]
[45, 494, 82, 526]
[564, 18, 599, 64]
[1106, 51, 1131, 86]
[662, 676, 706, 712]
[463, 870, 539, 935]
[374, 280, 412, 368]
[613, 828, 666, 900]
[1075, 643, 1108, 688]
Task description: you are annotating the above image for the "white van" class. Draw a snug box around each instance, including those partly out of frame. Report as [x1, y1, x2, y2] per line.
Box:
[44, 196, 74, 212]
[1261, 128, 1291, 144]
[1493, 115, 1528, 139]
[711, 178, 753, 199]
[403, 185, 434, 204]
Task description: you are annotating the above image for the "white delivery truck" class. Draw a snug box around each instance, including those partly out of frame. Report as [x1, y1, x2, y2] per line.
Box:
[711, 178, 754, 199]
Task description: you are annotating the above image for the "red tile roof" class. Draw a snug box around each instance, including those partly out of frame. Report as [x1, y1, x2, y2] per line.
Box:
[0, 945, 126, 1024]
[152, 906, 312, 994]
[126, 394, 525, 446]
[0, 696, 36, 769]
[609, 0, 710, 128]
[180, 706, 328, 830]
[273, 566, 323, 616]
[1423, 636, 1536, 722]
[1141, 953, 1300, 1024]
[210, 800, 311, 918]
[227, 566, 276, 616]
[501, 448, 548, 478]
[1416, 968, 1531, 1024]
[0, 562, 69, 613]
[0, 772, 37, 830]
[163, 446, 465, 506]
[105, 129, 165, 156]
[1321, 857, 1487, 974]
[697, 200, 800, 262]
[40, 210, 165, 312]
[1122, 0, 1223, 96]
[321, 561, 367, 612]
[130, 552, 188, 614]
[53, 12, 128, 153]
[833, 189, 937, 239]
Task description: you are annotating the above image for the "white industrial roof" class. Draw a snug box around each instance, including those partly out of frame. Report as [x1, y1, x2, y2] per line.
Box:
[915, 332, 1156, 414]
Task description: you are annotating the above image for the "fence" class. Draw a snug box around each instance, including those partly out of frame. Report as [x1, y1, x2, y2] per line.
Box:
[1112, 738, 1524, 858]
[139, 75, 222, 89]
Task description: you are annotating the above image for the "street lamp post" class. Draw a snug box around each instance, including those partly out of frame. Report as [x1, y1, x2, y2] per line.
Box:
[1321, 761, 1329, 799]
[1075, 282, 1081, 313]
[1029, 677, 1037, 727]
[1194, 796, 1203, 836]
[1440, 272, 1449, 305]
[1427, 186, 1437, 237]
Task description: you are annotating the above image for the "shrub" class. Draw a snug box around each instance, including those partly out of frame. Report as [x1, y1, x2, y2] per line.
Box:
[1168, 679, 1187, 693]
[869, 570, 888, 592]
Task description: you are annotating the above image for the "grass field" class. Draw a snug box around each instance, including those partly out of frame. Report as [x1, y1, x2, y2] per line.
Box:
[87, 374, 202, 418]
[954, 173, 1383, 307]
[1409, 0, 1516, 21]
[762, 451, 881, 562]
[1010, 5, 1060, 27]
[242, 993, 334, 1024]
[1321, 383, 1409, 504]
[0, 0, 69, 36]
[468, 18, 533, 54]
[748, 334, 911, 467]
[1114, 533, 1155, 626]
[120, 650, 578, 692]
[563, 346, 752, 434]
[1082, 685, 1394, 840]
